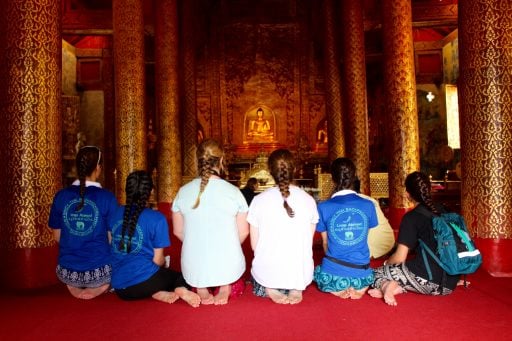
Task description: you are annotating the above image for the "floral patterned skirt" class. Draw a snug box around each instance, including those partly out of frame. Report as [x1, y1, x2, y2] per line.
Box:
[314, 265, 374, 292]
[56, 264, 111, 288]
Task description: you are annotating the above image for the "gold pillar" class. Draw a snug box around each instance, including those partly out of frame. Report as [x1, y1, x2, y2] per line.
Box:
[322, 0, 345, 162]
[155, 0, 181, 208]
[341, 0, 370, 195]
[382, 0, 420, 229]
[459, 0, 512, 276]
[113, 0, 147, 203]
[0, 0, 60, 288]
[182, 0, 198, 179]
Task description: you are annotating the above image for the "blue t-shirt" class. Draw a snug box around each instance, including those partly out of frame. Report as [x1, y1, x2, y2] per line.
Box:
[48, 184, 118, 272]
[109, 207, 171, 289]
[316, 190, 378, 277]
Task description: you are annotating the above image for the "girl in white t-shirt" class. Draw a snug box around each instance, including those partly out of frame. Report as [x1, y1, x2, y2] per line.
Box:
[248, 149, 319, 304]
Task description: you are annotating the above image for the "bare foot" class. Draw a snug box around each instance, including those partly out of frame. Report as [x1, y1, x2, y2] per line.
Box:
[349, 287, 368, 299]
[382, 280, 401, 306]
[197, 288, 214, 305]
[457, 279, 470, 287]
[67, 285, 84, 299]
[152, 291, 179, 304]
[175, 287, 201, 308]
[213, 285, 231, 305]
[266, 288, 289, 304]
[288, 290, 303, 304]
[368, 288, 383, 298]
[330, 289, 351, 299]
[68, 284, 109, 300]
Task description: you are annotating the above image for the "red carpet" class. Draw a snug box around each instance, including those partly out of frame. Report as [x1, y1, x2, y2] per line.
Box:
[2, 231, 511, 340]
[1, 262, 511, 340]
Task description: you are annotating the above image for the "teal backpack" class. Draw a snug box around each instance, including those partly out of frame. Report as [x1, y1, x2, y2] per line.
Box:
[417, 207, 482, 281]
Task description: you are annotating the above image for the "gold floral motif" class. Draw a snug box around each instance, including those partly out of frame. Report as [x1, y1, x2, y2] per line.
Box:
[342, 0, 370, 194]
[181, 0, 198, 178]
[459, 0, 512, 238]
[382, 0, 420, 208]
[113, 0, 147, 203]
[0, 0, 60, 249]
[155, 0, 181, 202]
[323, 0, 345, 161]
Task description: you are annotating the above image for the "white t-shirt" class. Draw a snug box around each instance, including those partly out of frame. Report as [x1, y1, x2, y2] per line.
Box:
[248, 186, 319, 290]
[172, 178, 248, 287]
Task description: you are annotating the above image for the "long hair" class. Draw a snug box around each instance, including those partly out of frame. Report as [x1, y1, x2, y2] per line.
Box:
[75, 146, 102, 211]
[405, 171, 440, 215]
[193, 138, 224, 209]
[330, 157, 356, 192]
[119, 170, 153, 253]
[268, 149, 295, 217]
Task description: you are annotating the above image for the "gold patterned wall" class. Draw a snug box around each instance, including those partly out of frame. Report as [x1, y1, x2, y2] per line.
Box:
[382, 0, 420, 208]
[113, 0, 147, 202]
[342, 0, 370, 195]
[459, 0, 512, 238]
[0, 0, 60, 249]
[155, 0, 181, 202]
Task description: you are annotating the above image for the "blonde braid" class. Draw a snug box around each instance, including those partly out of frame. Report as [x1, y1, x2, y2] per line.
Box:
[192, 156, 212, 209]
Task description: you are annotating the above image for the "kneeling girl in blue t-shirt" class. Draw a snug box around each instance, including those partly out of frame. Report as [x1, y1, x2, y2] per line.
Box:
[109, 171, 200, 307]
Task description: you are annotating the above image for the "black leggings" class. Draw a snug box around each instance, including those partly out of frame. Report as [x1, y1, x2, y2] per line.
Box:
[115, 268, 189, 301]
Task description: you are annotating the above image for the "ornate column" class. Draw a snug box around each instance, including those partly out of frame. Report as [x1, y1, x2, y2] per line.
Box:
[459, 0, 512, 276]
[382, 0, 420, 230]
[112, 0, 147, 203]
[322, 0, 345, 162]
[341, 0, 370, 195]
[155, 0, 181, 214]
[0, 0, 60, 288]
[181, 0, 198, 180]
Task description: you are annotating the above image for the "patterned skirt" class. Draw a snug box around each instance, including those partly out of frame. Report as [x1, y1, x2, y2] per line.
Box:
[250, 277, 289, 298]
[372, 263, 452, 296]
[313, 265, 374, 292]
[56, 264, 111, 288]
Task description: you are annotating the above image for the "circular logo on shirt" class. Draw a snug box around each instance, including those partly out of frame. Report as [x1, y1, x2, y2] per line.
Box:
[328, 207, 368, 246]
[111, 220, 144, 254]
[63, 198, 99, 236]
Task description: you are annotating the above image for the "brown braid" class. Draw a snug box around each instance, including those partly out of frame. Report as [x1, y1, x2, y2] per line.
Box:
[192, 138, 224, 209]
[75, 146, 101, 211]
[330, 158, 356, 192]
[119, 170, 153, 253]
[269, 149, 295, 218]
[405, 171, 440, 215]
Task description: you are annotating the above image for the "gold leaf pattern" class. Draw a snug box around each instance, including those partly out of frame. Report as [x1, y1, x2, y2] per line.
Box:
[0, 0, 60, 249]
[459, 0, 512, 238]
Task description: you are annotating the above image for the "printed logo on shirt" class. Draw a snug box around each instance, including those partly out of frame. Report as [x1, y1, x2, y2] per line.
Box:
[110, 220, 144, 254]
[63, 198, 100, 236]
[328, 207, 368, 246]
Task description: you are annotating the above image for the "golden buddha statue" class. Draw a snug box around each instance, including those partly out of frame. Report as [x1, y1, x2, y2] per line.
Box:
[247, 108, 274, 141]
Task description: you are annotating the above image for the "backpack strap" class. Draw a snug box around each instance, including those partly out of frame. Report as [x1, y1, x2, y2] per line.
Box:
[418, 239, 434, 281]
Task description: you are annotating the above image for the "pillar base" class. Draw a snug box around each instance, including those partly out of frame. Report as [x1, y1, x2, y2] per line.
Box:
[0, 246, 59, 289]
[386, 206, 410, 238]
[473, 238, 512, 277]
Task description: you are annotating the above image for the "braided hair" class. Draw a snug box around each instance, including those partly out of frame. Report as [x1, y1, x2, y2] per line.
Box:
[405, 171, 440, 215]
[119, 170, 153, 253]
[330, 157, 356, 192]
[75, 146, 102, 211]
[192, 138, 224, 209]
[268, 149, 295, 218]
